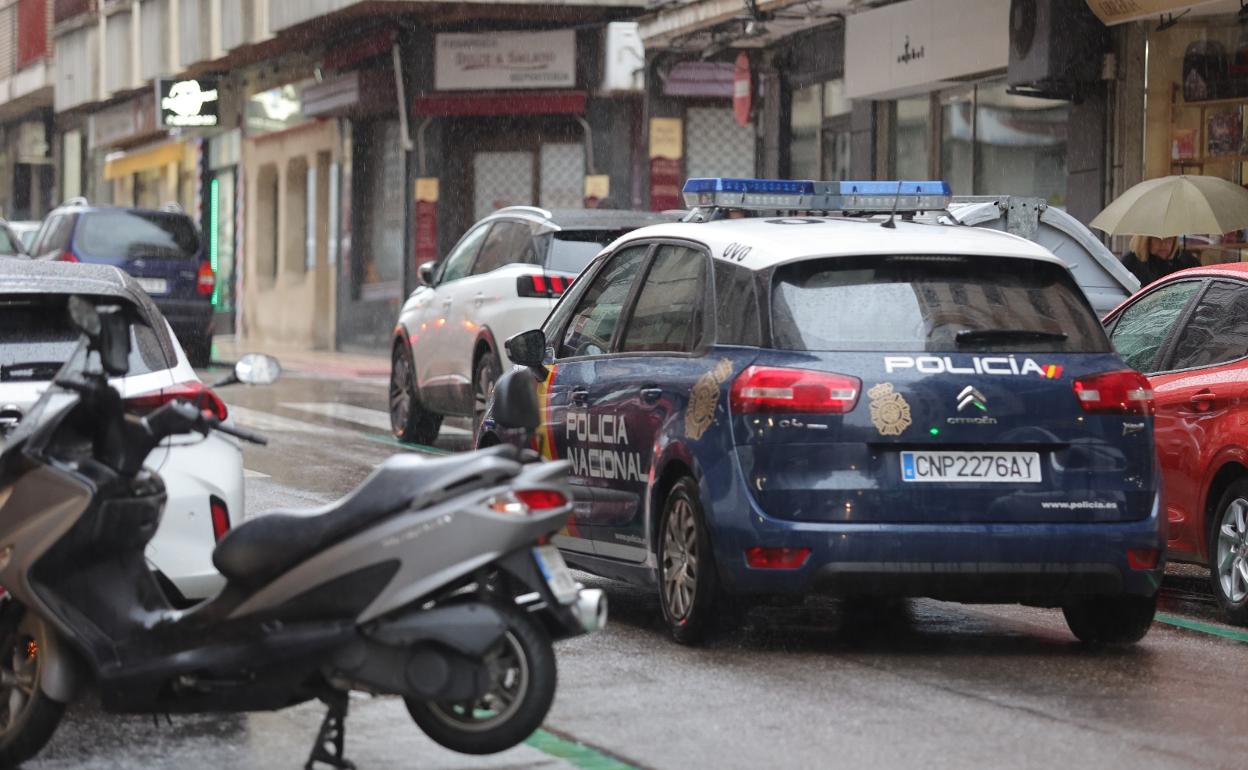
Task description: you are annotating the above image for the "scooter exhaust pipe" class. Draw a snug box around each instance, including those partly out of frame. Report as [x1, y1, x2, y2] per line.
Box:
[570, 588, 607, 633]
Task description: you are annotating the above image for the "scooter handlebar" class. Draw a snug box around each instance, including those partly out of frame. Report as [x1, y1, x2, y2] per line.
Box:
[207, 418, 269, 446]
[141, 398, 269, 446]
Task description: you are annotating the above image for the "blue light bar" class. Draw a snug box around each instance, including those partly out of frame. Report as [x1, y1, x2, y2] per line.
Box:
[680, 178, 951, 213]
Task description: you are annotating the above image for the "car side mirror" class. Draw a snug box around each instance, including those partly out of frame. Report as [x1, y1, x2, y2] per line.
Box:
[419, 262, 435, 286]
[492, 369, 541, 430]
[505, 329, 546, 368]
[235, 353, 282, 385]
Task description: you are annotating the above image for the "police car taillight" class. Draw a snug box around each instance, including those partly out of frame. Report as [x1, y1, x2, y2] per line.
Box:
[1072, 370, 1155, 415]
[730, 366, 860, 414]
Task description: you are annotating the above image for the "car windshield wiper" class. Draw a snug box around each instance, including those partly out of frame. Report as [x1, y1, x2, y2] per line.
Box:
[954, 329, 1068, 345]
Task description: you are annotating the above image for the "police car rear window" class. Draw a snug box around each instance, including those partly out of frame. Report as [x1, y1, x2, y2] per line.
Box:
[769, 255, 1109, 353]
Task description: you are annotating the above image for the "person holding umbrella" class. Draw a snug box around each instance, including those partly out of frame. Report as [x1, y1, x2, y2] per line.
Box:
[1091, 174, 1248, 288]
[1120, 234, 1200, 286]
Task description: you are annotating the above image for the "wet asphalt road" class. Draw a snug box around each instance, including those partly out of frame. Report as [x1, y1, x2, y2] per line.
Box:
[28, 369, 1248, 769]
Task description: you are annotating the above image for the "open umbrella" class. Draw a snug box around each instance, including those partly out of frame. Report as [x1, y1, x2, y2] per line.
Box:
[1089, 174, 1248, 237]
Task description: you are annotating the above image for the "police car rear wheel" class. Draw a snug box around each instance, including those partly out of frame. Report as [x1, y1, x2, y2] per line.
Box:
[1061, 594, 1156, 645]
[658, 478, 720, 645]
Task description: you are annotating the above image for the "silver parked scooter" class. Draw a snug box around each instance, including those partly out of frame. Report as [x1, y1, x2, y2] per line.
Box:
[0, 297, 605, 768]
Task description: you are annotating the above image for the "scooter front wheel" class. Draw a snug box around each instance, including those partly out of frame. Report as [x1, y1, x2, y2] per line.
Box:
[0, 604, 66, 768]
[405, 604, 556, 755]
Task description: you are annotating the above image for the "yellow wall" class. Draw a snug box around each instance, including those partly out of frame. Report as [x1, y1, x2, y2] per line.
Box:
[241, 120, 339, 350]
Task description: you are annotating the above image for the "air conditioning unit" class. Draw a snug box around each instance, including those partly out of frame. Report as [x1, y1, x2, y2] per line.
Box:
[601, 22, 644, 94]
[1007, 0, 1108, 100]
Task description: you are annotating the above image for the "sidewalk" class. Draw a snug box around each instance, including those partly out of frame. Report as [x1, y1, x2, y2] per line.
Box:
[212, 336, 390, 379]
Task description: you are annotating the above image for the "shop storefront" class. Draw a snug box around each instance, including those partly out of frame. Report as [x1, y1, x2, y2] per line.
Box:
[847, 0, 1073, 205]
[415, 26, 637, 240]
[645, 55, 756, 208]
[1137, 3, 1248, 263]
[90, 93, 201, 213]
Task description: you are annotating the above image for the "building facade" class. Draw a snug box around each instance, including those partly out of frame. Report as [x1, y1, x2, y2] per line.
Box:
[3, 0, 1241, 356]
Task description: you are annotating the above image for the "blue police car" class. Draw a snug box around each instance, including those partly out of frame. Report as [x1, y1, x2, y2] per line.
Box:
[480, 178, 1163, 645]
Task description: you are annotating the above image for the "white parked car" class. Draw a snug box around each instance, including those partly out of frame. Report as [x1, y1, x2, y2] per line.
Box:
[390, 206, 677, 444]
[0, 260, 241, 602]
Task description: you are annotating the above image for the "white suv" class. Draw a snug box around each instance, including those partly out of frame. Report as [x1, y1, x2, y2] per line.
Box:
[389, 206, 675, 444]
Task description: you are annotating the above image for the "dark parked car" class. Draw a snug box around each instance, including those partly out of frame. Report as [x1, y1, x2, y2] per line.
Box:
[27, 200, 215, 366]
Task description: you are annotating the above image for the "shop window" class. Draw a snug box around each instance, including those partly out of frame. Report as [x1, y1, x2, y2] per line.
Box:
[940, 87, 974, 195]
[255, 164, 279, 281]
[974, 80, 1068, 204]
[355, 120, 404, 300]
[938, 78, 1069, 204]
[892, 95, 931, 180]
[790, 84, 822, 180]
[284, 157, 309, 275]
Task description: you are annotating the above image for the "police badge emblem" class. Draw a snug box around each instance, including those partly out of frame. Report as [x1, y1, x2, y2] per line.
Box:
[868, 382, 912, 436]
[686, 359, 734, 440]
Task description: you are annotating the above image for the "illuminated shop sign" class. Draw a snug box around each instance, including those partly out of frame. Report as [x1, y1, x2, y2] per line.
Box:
[158, 78, 220, 129]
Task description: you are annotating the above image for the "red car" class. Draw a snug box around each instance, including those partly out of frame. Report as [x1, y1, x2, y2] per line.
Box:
[1104, 262, 1248, 625]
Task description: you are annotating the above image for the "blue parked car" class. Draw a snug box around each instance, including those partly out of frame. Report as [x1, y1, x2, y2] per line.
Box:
[27, 200, 215, 366]
[480, 178, 1164, 645]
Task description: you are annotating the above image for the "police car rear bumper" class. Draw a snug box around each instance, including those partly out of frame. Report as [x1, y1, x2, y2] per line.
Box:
[716, 491, 1165, 602]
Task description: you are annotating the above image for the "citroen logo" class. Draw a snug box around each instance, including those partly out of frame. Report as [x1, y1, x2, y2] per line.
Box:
[957, 386, 988, 412]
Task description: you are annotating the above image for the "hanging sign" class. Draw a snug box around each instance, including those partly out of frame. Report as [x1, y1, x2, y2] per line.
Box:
[733, 52, 752, 127]
[648, 117, 684, 212]
[158, 78, 220, 128]
[414, 177, 439, 268]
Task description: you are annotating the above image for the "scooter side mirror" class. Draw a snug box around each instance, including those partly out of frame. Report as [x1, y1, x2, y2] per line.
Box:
[97, 307, 131, 377]
[492, 369, 541, 430]
[235, 353, 282, 386]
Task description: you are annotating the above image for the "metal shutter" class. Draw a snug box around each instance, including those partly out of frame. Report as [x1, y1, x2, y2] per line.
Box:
[685, 107, 755, 179]
[539, 143, 585, 210]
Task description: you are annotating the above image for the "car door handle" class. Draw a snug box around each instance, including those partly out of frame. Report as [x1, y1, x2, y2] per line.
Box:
[441, 297, 453, 308]
[640, 387, 663, 404]
[570, 388, 589, 405]
[1189, 391, 1219, 411]
[474, 292, 485, 307]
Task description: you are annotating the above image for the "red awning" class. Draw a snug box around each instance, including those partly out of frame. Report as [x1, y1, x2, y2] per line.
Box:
[412, 91, 587, 117]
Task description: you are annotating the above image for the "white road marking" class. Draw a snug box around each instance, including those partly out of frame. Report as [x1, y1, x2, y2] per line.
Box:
[283, 401, 472, 436]
[243, 468, 270, 479]
[227, 405, 337, 435]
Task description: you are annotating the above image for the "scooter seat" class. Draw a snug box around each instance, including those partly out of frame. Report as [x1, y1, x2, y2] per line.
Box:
[213, 445, 522, 587]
